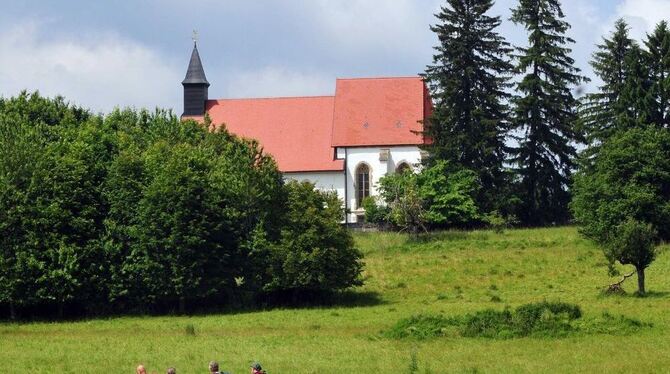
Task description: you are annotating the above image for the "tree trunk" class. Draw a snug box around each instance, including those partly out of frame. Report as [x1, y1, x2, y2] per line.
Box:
[178, 296, 186, 314]
[636, 266, 646, 296]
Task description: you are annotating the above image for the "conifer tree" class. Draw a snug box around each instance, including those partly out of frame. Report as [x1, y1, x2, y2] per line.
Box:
[580, 19, 637, 146]
[616, 45, 653, 130]
[643, 21, 670, 128]
[509, 0, 588, 225]
[424, 0, 514, 214]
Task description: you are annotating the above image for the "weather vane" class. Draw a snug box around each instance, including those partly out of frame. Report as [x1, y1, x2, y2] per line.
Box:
[192, 29, 199, 44]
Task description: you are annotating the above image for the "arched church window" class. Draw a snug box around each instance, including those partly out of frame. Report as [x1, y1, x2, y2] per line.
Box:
[355, 163, 371, 209]
[396, 162, 411, 174]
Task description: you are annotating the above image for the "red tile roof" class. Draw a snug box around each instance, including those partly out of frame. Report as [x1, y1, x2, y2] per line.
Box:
[203, 77, 430, 173]
[331, 77, 428, 147]
[206, 96, 344, 173]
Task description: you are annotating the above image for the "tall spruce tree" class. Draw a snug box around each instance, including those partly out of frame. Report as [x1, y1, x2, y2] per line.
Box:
[644, 21, 670, 128]
[510, 0, 588, 225]
[423, 0, 514, 214]
[580, 19, 637, 146]
[616, 45, 654, 130]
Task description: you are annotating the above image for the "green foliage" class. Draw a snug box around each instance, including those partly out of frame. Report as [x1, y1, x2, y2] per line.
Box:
[406, 350, 419, 374]
[263, 181, 363, 293]
[605, 220, 657, 272]
[483, 211, 518, 233]
[0, 93, 363, 318]
[385, 302, 650, 341]
[362, 196, 389, 224]
[373, 162, 480, 230]
[0, 92, 100, 317]
[643, 21, 670, 128]
[509, 0, 589, 226]
[417, 162, 480, 227]
[423, 0, 514, 213]
[460, 302, 581, 338]
[377, 170, 428, 233]
[572, 127, 670, 294]
[579, 19, 639, 149]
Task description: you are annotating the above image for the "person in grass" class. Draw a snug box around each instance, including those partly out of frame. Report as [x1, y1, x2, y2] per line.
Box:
[166, 367, 176, 374]
[136, 365, 147, 374]
[250, 362, 266, 374]
[209, 360, 231, 374]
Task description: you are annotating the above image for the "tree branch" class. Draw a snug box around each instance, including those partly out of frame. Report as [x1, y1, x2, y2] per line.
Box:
[603, 270, 637, 294]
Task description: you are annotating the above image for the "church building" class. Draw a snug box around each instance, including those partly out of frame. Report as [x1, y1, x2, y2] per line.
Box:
[181, 42, 432, 223]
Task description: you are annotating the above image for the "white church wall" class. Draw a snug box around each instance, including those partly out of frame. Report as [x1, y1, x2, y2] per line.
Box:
[283, 171, 346, 205]
[345, 146, 423, 223]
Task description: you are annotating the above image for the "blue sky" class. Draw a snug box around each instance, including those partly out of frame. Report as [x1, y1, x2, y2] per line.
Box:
[1, 0, 669, 113]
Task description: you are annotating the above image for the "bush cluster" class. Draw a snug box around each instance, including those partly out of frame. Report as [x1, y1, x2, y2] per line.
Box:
[461, 302, 581, 338]
[0, 92, 363, 319]
[365, 161, 482, 232]
[384, 302, 648, 340]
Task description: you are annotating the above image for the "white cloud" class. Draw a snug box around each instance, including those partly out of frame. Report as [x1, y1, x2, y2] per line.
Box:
[309, 0, 439, 51]
[615, 0, 670, 40]
[223, 66, 334, 98]
[0, 20, 181, 113]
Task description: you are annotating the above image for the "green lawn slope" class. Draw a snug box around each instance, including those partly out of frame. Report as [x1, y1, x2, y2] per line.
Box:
[1, 227, 668, 373]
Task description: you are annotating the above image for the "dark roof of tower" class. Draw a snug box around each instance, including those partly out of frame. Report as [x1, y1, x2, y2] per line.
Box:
[182, 42, 210, 85]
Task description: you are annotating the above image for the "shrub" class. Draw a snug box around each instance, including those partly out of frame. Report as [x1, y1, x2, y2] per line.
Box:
[362, 196, 390, 224]
[458, 302, 580, 338]
[417, 161, 480, 227]
[483, 211, 518, 233]
[385, 303, 648, 340]
[376, 161, 480, 231]
[261, 181, 364, 297]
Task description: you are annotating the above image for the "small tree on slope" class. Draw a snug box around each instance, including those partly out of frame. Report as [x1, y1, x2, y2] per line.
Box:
[572, 127, 670, 295]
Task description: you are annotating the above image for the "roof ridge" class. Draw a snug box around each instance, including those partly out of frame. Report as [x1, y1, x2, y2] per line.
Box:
[209, 95, 335, 101]
[336, 76, 422, 81]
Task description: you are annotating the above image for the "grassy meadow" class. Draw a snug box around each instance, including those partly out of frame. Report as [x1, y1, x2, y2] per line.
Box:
[1, 226, 669, 373]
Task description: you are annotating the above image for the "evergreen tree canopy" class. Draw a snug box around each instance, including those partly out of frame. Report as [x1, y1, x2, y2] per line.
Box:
[580, 19, 638, 146]
[510, 0, 588, 225]
[643, 21, 670, 128]
[423, 0, 513, 214]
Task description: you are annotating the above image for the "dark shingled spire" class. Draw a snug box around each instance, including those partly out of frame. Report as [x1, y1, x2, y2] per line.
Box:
[182, 42, 210, 85]
[182, 41, 210, 117]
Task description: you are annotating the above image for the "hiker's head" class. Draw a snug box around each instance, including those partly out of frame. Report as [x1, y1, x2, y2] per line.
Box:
[209, 361, 219, 373]
[250, 362, 263, 374]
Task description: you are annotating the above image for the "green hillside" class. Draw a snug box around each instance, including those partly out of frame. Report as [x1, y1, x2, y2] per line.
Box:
[1, 227, 669, 373]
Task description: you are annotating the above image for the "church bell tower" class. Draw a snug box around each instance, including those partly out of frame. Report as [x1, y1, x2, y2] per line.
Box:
[182, 39, 210, 117]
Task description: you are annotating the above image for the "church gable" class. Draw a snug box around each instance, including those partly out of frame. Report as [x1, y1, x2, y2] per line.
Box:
[331, 77, 428, 147]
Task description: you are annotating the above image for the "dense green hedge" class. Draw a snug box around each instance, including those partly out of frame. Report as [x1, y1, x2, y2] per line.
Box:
[0, 92, 363, 318]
